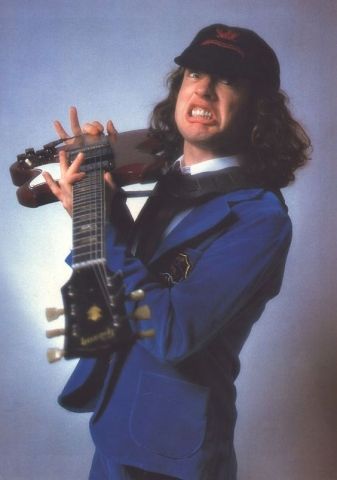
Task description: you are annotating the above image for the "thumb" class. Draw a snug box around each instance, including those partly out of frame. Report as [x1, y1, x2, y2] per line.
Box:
[107, 120, 118, 144]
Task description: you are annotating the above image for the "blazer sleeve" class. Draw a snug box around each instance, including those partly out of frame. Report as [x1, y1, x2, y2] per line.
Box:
[106, 192, 292, 364]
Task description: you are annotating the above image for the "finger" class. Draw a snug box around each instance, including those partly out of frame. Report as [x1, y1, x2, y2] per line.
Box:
[67, 152, 86, 175]
[59, 150, 70, 177]
[54, 120, 70, 140]
[59, 172, 86, 185]
[91, 121, 104, 132]
[82, 122, 104, 136]
[107, 120, 118, 143]
[69, 106, 82, 136]
[104, 172, 117, 191]
[42, 171, 62, 199]
[59, 151, 85, 183]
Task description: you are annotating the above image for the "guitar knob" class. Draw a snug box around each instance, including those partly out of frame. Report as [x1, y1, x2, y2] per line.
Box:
[47, 348, 64, 363]
[46, 328, 65, 338]
[45, 307, 64, 321]
[134, 305, 151, 320]
[128, 289, 145, 301]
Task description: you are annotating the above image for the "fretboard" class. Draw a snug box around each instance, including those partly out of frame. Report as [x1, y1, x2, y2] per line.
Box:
[70, 140, 113, 270]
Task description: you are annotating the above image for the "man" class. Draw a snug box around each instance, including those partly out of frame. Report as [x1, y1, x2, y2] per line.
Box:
[44, 24, 310, 480]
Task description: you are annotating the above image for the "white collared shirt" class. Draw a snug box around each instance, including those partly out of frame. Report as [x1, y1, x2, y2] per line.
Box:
[175, 155, 239, 175]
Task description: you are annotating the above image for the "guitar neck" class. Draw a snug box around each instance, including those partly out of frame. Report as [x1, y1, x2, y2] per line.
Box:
[71, 141, 112, 270]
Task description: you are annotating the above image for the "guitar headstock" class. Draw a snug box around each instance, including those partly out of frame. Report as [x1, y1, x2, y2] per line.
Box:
[46, 269, 154, 363]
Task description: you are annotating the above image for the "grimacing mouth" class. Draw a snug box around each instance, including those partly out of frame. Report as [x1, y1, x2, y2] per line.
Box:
[188, 104, 216, 120]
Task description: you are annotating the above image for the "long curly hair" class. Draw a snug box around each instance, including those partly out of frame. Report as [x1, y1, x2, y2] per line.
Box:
[149, 67, 311, 189]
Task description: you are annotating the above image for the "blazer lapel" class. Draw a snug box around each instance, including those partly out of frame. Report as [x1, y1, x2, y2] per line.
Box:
[149, 188, 263, 264]
[149, 195, 230, 263]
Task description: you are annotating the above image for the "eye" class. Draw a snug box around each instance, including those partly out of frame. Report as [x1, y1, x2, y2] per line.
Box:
[219, 77, 233, 86]
[187, 70, 202, 79]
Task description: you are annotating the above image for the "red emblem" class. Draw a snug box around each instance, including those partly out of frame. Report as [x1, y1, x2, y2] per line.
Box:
[216, 27, 239, 42]
[200, 27, 244, 58]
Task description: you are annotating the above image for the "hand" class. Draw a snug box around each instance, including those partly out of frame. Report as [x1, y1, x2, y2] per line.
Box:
[42, 106, 118, 215]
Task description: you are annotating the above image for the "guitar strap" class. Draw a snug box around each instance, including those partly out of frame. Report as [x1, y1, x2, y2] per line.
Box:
[160, 166, 286, 207]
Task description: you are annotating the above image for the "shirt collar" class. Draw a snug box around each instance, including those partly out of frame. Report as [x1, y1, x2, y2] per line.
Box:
[174, 155, 240, 176]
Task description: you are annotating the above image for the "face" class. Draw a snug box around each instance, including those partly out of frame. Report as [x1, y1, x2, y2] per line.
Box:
[174, 69, 252, 161]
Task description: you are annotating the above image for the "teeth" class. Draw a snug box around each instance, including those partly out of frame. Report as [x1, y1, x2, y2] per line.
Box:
[191, 107, 212, 119]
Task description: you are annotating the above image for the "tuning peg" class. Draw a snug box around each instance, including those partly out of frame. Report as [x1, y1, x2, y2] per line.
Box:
[45, 307, 64, 321]
[47, 347, 65, 363]
[128, 289, 145, 301]
[134, 305, 151, 320]
[46, 328, 65, 339]
[137, 329, 155, 339]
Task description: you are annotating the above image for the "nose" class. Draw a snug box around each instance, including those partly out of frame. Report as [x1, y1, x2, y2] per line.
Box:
[195, 75, 217, 100]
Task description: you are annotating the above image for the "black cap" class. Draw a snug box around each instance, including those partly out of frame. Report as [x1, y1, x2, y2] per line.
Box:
[174, 24, 280, 91]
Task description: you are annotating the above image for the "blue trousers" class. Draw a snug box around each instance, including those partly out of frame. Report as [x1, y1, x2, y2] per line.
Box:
[89, 450, 178, 480]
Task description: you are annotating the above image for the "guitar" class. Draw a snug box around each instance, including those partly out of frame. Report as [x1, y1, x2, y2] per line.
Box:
[11, 132, 162, 362]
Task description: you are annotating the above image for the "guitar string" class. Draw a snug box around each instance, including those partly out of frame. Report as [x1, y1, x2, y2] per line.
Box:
[85, 158, 110, 313]
[91, 151, 116, 318]
[99, 154, 120, 319]
[91, 157, 111, 310]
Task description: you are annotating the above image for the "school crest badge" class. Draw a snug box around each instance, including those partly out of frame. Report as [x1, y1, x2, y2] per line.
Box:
[159, 252, 192, 286]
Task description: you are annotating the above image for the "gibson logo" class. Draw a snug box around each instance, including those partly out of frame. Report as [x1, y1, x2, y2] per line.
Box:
[80, 328, 115, 346]
[87, 305, 103, 322]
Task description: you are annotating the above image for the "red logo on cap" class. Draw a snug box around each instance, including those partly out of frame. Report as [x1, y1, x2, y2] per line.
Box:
[216, 27, 240, 41]
[200, 27, 244, 57]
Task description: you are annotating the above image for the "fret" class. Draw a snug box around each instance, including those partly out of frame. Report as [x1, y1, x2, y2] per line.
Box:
[73, 192, 103, 203]
[75, 178, 103, 187]
[76, 218, 101, 228]
[73, 240, 103, 249]
[73, 194, 103, 205]
[73, 245, 104, 254]
[72, 257, 106, 270]
[72, 252, 106, 260]
[74, 182, 103, 192]
[73, 219, 102, 226]
[73, 236, 103, 246]
[72, 246, 104, 256]
[72, 253, 105, 262]
[75, 223, 95, 232]
[73, 229, 103, 238]
[73, 215, 104, 223]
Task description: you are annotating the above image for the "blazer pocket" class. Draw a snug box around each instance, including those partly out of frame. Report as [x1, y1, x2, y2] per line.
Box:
[129, 372, 209, 459]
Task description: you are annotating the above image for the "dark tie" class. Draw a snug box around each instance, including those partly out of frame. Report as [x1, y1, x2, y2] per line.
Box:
[133, 170, 199, 264]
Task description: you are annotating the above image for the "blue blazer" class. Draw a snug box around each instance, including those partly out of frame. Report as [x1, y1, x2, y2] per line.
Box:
[59, 187, 292, 480]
